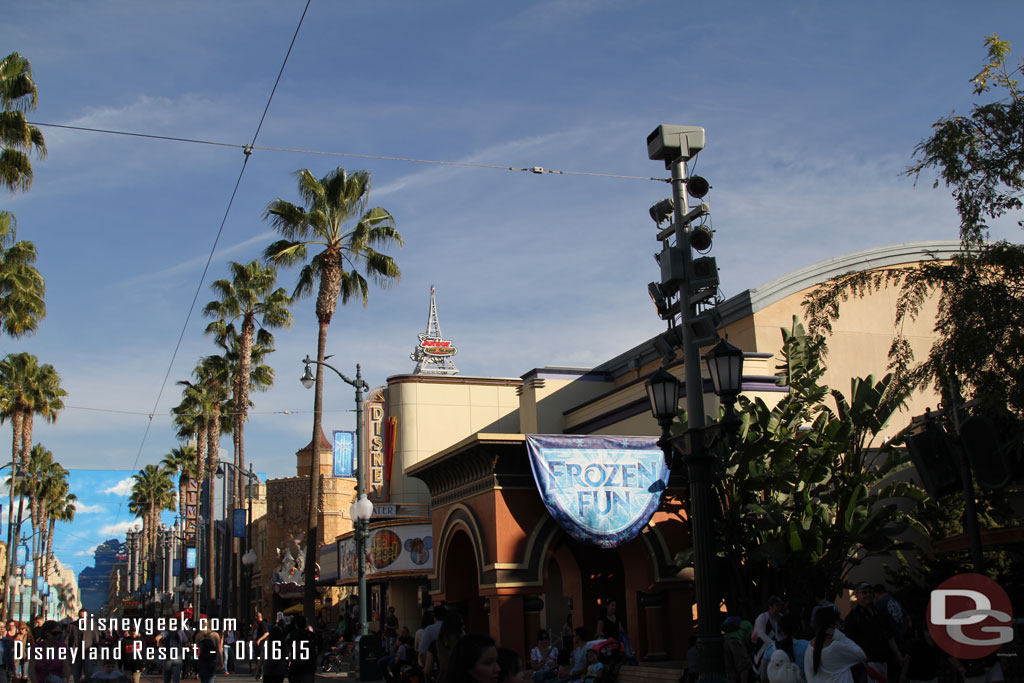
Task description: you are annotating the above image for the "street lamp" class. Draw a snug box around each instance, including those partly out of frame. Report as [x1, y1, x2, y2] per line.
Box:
[299, 355, 370, 622]
[349, 493, 374, 637]
[704, 338, 744, 443]
[646, 368, 681, 466]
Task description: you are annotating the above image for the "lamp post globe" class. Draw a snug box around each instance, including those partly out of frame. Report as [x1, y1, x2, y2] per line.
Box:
[299, 363, 315, 389]
[645, 367, 680, 422]
[350, 494, 374, 522]
[704, 338, 744, 401]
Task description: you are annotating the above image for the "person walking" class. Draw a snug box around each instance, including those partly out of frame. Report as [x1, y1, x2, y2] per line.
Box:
[261, 628, 287, 683]
[156, 624, 189, 683]
[14, 623, 31, 683]
[120, 627, 145, 683]
[284, 615, 316, 683]
[252, 612, 268, 679]
[195, 625, 222, 683]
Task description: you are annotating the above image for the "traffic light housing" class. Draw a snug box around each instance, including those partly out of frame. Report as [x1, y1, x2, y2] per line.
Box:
[906, 422, 961, 499]
[960, 415, 1016, 491]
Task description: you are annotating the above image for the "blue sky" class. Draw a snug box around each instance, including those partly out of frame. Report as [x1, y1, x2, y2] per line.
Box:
[3, 2, 1024, 573]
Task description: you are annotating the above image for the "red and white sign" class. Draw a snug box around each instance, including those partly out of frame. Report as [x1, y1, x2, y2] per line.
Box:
[418, 336, 457, 357]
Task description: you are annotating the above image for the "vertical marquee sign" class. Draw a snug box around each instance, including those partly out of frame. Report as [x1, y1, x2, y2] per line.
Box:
[183, 478, 199, 546]
[364, 387, 396, 502]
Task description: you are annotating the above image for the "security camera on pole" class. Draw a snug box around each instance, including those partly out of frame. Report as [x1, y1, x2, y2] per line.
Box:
[645, 124, 734, 683]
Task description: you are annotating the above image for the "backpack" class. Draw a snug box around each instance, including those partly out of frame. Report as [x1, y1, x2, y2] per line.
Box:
[765, 651, 800, 683]
[198, 635, 218, 662]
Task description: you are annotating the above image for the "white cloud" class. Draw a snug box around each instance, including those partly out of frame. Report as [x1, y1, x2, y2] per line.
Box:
[116, 230, 276, 289]
[75, 545, 99, 558]
[102, 478, 134, 496]
[99, 521, 139, 536]
[72, 502, 105, 514]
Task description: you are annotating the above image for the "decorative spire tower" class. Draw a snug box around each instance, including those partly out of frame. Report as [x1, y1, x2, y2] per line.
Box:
[411, 285, 459, 375]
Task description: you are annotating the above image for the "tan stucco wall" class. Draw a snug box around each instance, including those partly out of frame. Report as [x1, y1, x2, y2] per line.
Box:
[520, 373, 613, 434]
[389, 375, 521, 505]
[737, 267, 941, 440]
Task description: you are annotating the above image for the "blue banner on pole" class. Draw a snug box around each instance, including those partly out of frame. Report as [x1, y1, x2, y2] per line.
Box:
[185, 547, 196, 570]
[233, 508, 247, 538]
[173, 558, 181, 577]
[15, 544, 27, 566]
[333, 431, 355, 477]
[525, 434, 667, 548]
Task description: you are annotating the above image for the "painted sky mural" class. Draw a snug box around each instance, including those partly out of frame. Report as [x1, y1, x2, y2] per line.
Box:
[3, 469, 262, 585]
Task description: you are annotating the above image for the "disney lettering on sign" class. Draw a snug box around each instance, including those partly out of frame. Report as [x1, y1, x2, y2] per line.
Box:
[526, 435, 667, 548]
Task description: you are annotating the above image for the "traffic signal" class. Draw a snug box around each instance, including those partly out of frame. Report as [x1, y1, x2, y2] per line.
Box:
[906, 423, 961, 499]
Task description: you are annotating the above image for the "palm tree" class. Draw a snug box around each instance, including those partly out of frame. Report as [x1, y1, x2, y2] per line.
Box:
[264, 166, 402, 619]
[128, 464, 175, 585]
[39, 463, 73, 591]
[203, 260, 291, 502]
[43, 485, 75, 614]
[174, 356, 230, 605]
[0, 212, 45, 337]
[0, 52, 46, 193]
[161, 443, 198, 522]
[18, 443, 59, 606]
[0, 352, 64, 615]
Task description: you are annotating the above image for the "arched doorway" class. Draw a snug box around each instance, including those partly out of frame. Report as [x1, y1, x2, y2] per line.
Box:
[545, 531, 627, 639]
[443, 530, 487, 633]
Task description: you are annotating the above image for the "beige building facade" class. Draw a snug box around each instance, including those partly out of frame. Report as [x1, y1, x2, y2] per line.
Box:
[260, 241, 954, 651]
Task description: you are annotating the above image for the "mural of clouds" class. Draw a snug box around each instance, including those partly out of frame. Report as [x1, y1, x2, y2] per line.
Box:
[102, 478, 134, 496]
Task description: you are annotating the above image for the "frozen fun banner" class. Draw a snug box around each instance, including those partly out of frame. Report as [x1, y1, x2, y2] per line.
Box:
[526, 434, 668, 548]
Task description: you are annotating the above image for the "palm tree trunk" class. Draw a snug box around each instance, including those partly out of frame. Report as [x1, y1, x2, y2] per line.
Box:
[20, 412, 31, 472]
[304, 319, 329, 620]
[3, 411, 23, 618]
[207, 409, 219, 606]
[44, 518, 54, 585]
[238, 317, 254, 504]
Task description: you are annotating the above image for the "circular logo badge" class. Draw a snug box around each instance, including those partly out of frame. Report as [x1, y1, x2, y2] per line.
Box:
[926, 573, 1013, 659]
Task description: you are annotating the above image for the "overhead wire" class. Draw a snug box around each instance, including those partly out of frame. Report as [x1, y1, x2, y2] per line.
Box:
[113, 0, 313, 524]
[64, 404, 352, 417]
[30, 121, 669, 183]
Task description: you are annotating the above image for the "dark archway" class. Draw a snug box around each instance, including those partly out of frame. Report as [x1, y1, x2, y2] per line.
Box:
[442, 530, 487, 633]
[548, 532, 627, 639]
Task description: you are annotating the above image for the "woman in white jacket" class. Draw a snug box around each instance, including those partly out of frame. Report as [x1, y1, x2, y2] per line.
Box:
[804, 609, 866, 683]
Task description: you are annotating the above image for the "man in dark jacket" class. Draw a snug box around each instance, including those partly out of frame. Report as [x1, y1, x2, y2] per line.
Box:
[843, 583, 899, 681]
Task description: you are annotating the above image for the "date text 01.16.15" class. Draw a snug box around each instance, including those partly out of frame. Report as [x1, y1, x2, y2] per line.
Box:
[233, 640, 312, 661]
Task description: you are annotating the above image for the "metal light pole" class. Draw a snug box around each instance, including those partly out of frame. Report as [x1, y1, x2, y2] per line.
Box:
[646, 125, 728, 682]
[300, 356, 371, 631]
[350, 494, 373, 637]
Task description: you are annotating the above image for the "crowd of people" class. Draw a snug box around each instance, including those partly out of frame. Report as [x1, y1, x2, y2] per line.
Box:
[332, 599, 639, 683]
[704, 583, 1007, 683]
